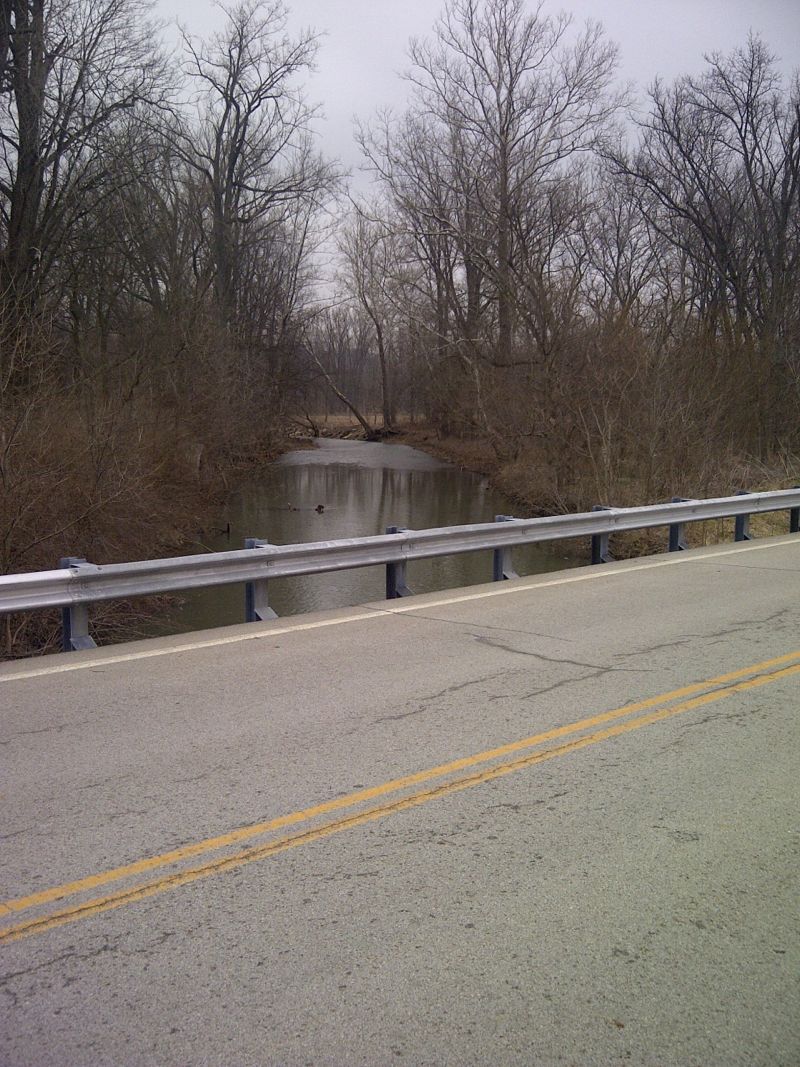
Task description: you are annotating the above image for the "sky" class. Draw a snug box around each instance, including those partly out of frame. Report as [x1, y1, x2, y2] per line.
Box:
[155, 0, 800, 179]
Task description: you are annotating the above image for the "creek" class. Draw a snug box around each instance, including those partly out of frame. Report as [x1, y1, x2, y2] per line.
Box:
[172, 438, 576, 633]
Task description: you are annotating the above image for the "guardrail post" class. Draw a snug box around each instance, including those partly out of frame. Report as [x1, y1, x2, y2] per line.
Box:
[493, 515, 520, 581]
[790, 488, 800, 534]
[58, 558, 97, 652]
[385, 526, 412, 599]
[668, 497, 692, 552]
[734, 490, 752, 542]
[591, 506, 613, 564]
[244, 538, 279, 622]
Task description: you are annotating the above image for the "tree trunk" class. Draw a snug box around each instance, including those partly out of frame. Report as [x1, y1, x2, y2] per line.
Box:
[312, 355, 379, 440]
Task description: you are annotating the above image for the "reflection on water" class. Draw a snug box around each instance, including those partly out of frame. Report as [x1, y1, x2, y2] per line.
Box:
[173, 439, 577, 632]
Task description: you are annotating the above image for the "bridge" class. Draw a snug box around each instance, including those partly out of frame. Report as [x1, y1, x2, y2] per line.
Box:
[1, 515, 799, 1062]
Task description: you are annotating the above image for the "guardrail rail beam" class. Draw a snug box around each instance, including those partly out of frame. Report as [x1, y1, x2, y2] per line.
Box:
[2, 488, 798, 654]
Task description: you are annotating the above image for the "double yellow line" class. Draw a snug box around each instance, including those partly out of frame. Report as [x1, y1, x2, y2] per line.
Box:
[3, 649, 800, 945]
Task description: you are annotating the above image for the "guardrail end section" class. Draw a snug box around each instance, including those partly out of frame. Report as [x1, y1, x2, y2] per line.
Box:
[59, 557, 98, 652]
[244, 539, 279, 623]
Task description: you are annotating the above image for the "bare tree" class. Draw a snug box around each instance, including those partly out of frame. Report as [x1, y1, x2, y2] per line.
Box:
[406, 0, 619, 360]
[608, 36, 800, 451]
[0, 0, 12, 92]
[339, 209, 403, 431]
[581, 167, 664, 324]
[304, 306, 379, 438]
[360, 0, 621, 441]
[181, 0, 336, 334]
[0, 0, 172, 345]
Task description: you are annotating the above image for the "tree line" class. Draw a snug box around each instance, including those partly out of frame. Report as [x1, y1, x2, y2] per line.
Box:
[339, 0, 799, 507]
[1, 0, 798, 652]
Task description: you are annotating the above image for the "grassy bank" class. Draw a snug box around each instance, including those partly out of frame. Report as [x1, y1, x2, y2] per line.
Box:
[396, 426, 799, 555]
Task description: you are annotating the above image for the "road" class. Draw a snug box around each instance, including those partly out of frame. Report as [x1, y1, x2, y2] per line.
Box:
[1, 536, 799, 1065]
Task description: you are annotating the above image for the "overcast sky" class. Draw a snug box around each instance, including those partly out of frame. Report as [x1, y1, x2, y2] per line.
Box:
[156, 0, 800, 178]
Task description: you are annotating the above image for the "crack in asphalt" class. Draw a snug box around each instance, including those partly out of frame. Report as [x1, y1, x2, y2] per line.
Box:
[472, 633, 646, 673]
[420, 669, 514, 703]
[78, 774, 134, 793]
[380, 606, 570, 643]
[0, 826, 37, 841]
[371, 705, 435, 725]
[517, 667, 615, 699]
[173, 764, 233, 785]
[0, 718, 95, 746]
[0, 928, 179, 1009]
[0, 941, 118, 1006]
[355, 668, 528, 731]
[381, 603, 796, 667]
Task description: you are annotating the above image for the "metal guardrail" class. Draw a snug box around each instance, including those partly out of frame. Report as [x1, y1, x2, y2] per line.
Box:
[1, 489, 799, 652]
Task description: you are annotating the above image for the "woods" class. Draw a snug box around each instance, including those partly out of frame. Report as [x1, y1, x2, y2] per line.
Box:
[1, 0, 798, 654]
[348, 2, 799, 506]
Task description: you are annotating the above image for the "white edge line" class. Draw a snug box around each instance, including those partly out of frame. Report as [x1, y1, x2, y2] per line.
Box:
[2, 537, 797, 683]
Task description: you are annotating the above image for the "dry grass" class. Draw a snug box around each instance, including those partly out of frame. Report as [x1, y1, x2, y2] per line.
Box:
[398, 423, 799, 562]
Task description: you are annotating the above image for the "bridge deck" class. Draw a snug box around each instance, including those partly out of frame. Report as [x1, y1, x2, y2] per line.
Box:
[2, 537, 799, 1065]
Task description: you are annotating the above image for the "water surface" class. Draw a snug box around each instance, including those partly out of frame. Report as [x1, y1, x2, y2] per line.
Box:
[174, 439, 576, 631]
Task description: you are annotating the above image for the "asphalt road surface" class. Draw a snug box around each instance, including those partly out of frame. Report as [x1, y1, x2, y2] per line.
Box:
[1, 537, 799, 1065]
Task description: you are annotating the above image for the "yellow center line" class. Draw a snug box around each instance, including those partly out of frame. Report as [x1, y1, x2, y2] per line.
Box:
[4, 646, 800, 924]
[1, 652, 799, 944]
